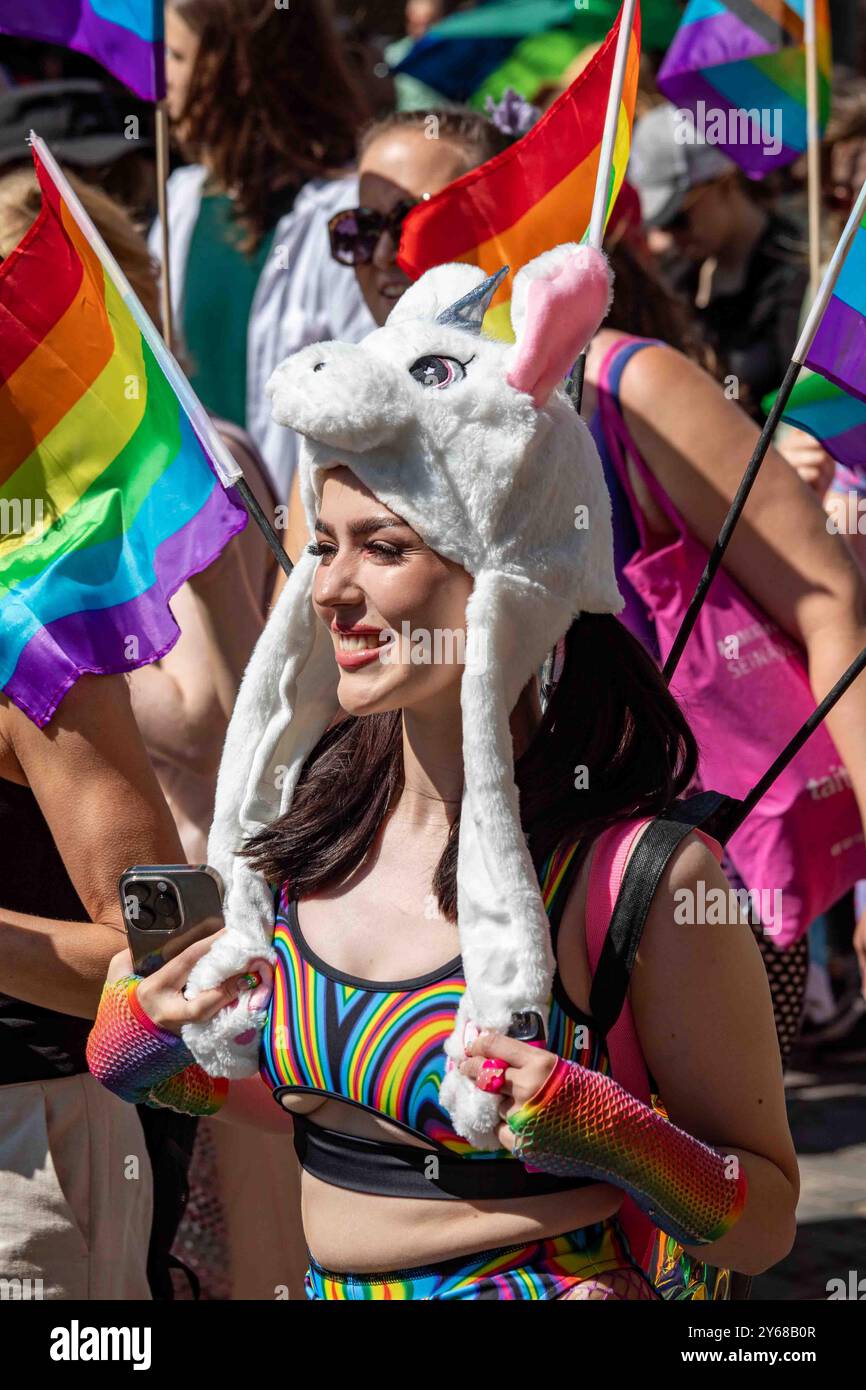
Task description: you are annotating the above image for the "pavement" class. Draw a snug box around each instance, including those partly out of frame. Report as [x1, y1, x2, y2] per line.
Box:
[751, 1039, 866, 1301]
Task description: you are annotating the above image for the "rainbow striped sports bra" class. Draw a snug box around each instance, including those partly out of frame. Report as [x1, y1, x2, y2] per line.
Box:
[259, 838, 612, 1177]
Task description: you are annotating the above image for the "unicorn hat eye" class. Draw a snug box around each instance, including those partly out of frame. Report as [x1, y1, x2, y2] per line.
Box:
[409, 354, 473, 389]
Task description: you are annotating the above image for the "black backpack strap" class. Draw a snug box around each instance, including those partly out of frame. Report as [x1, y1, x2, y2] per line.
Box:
[136, 1104, 200, 1300]
[588, 791, 729, 1040]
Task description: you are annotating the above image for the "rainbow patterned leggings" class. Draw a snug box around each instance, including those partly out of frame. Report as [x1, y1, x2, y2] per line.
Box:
[303, 1218, 660, 1300]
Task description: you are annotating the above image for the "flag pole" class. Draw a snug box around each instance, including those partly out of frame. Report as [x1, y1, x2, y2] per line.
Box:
[567, 0, 637, 414]
[804, 0, 822, 301]
[662, 170, 866, 684]
[154, 101, 175, 352]
[30, 132, 292, 578]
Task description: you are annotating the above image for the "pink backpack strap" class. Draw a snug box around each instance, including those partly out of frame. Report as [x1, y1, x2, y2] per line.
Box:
[584, 814, 725, 1269]
[585, 817, 725, 1100]
[585, 818, 654, 1102]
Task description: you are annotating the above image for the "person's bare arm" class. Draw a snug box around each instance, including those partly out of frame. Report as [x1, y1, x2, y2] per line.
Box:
[631, 832, 799, 1275]
[618, 344, 866, 832]
[130, 434, 270, 773]
[186, 537, 264, 721]
[128, 582, 229, 776]
[227, 434, 278, 615]
[0, 674, 185, 1019]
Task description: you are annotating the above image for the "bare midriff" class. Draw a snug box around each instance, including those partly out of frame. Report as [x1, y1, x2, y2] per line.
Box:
[280, 1090, 622, 1272]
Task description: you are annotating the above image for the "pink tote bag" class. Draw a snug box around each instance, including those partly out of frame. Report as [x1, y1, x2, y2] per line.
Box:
[597, 336, 866, 948]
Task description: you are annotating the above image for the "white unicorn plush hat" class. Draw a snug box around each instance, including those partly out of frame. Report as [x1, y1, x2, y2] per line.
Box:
[181, 241, 624, 1149]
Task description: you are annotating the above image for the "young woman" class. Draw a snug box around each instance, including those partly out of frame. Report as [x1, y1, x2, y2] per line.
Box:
[290, 105, 866, 1062]
[154, 0, 377, 503]
[88, 240, 798, 1301]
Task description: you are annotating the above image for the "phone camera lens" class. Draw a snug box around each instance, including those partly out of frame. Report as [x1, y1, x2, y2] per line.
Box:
[155, 890, 178, 918]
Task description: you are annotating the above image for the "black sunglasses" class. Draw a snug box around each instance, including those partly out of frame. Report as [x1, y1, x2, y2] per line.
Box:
[328, 197, 427, 266]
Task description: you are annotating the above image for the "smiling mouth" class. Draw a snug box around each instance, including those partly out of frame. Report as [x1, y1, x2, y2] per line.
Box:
[336, 632, 386, 652]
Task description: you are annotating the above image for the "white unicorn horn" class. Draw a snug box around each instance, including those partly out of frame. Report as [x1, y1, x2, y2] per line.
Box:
[434, 264, 509, 332]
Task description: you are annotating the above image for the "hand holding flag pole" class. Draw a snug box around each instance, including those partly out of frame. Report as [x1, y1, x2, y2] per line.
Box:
[30, 132, 292, 579]
[663, 168, 866, 685]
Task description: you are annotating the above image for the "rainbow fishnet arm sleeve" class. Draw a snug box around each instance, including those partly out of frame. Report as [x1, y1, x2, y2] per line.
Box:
[86, 976, 199, 1105]
[508, 1059, 748, 1247]
[145, 1065, 230, 1116]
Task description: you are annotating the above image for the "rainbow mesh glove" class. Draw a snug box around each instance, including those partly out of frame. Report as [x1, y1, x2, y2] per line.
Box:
[508, 1058, 747, 1247]
[86, 976, 228, 1117]
[144, 1063, 229, 1116]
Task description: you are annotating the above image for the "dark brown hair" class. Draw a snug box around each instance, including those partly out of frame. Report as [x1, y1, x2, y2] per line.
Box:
[170, 0, 371, 251]
[242, 613, 699, 919]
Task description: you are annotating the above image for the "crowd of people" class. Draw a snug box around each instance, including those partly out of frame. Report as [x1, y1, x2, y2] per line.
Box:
[1, 0, 865, 1305]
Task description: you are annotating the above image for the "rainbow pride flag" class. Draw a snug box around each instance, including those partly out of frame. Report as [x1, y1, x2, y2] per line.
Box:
[657, 0, 832, 176]
[764, 371, 866, 473]
[805, 205, 866, 406]
[0, 144, 245, 727]
[397, 2, 640, 344]
[393, 0, 676, 108]
[0, 0, 165, 101]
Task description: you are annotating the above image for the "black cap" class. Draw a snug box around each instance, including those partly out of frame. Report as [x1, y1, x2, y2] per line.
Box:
[0, 79, 154, 169]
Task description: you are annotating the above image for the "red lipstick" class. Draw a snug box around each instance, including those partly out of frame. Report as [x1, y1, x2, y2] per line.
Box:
[331, 619, 391, 670]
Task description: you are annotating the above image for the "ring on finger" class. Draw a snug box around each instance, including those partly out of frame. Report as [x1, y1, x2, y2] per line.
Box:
[475, 1057, 509, 1094]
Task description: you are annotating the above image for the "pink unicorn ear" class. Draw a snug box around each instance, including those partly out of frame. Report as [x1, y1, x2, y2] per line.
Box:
[505, 245, 613, 408]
